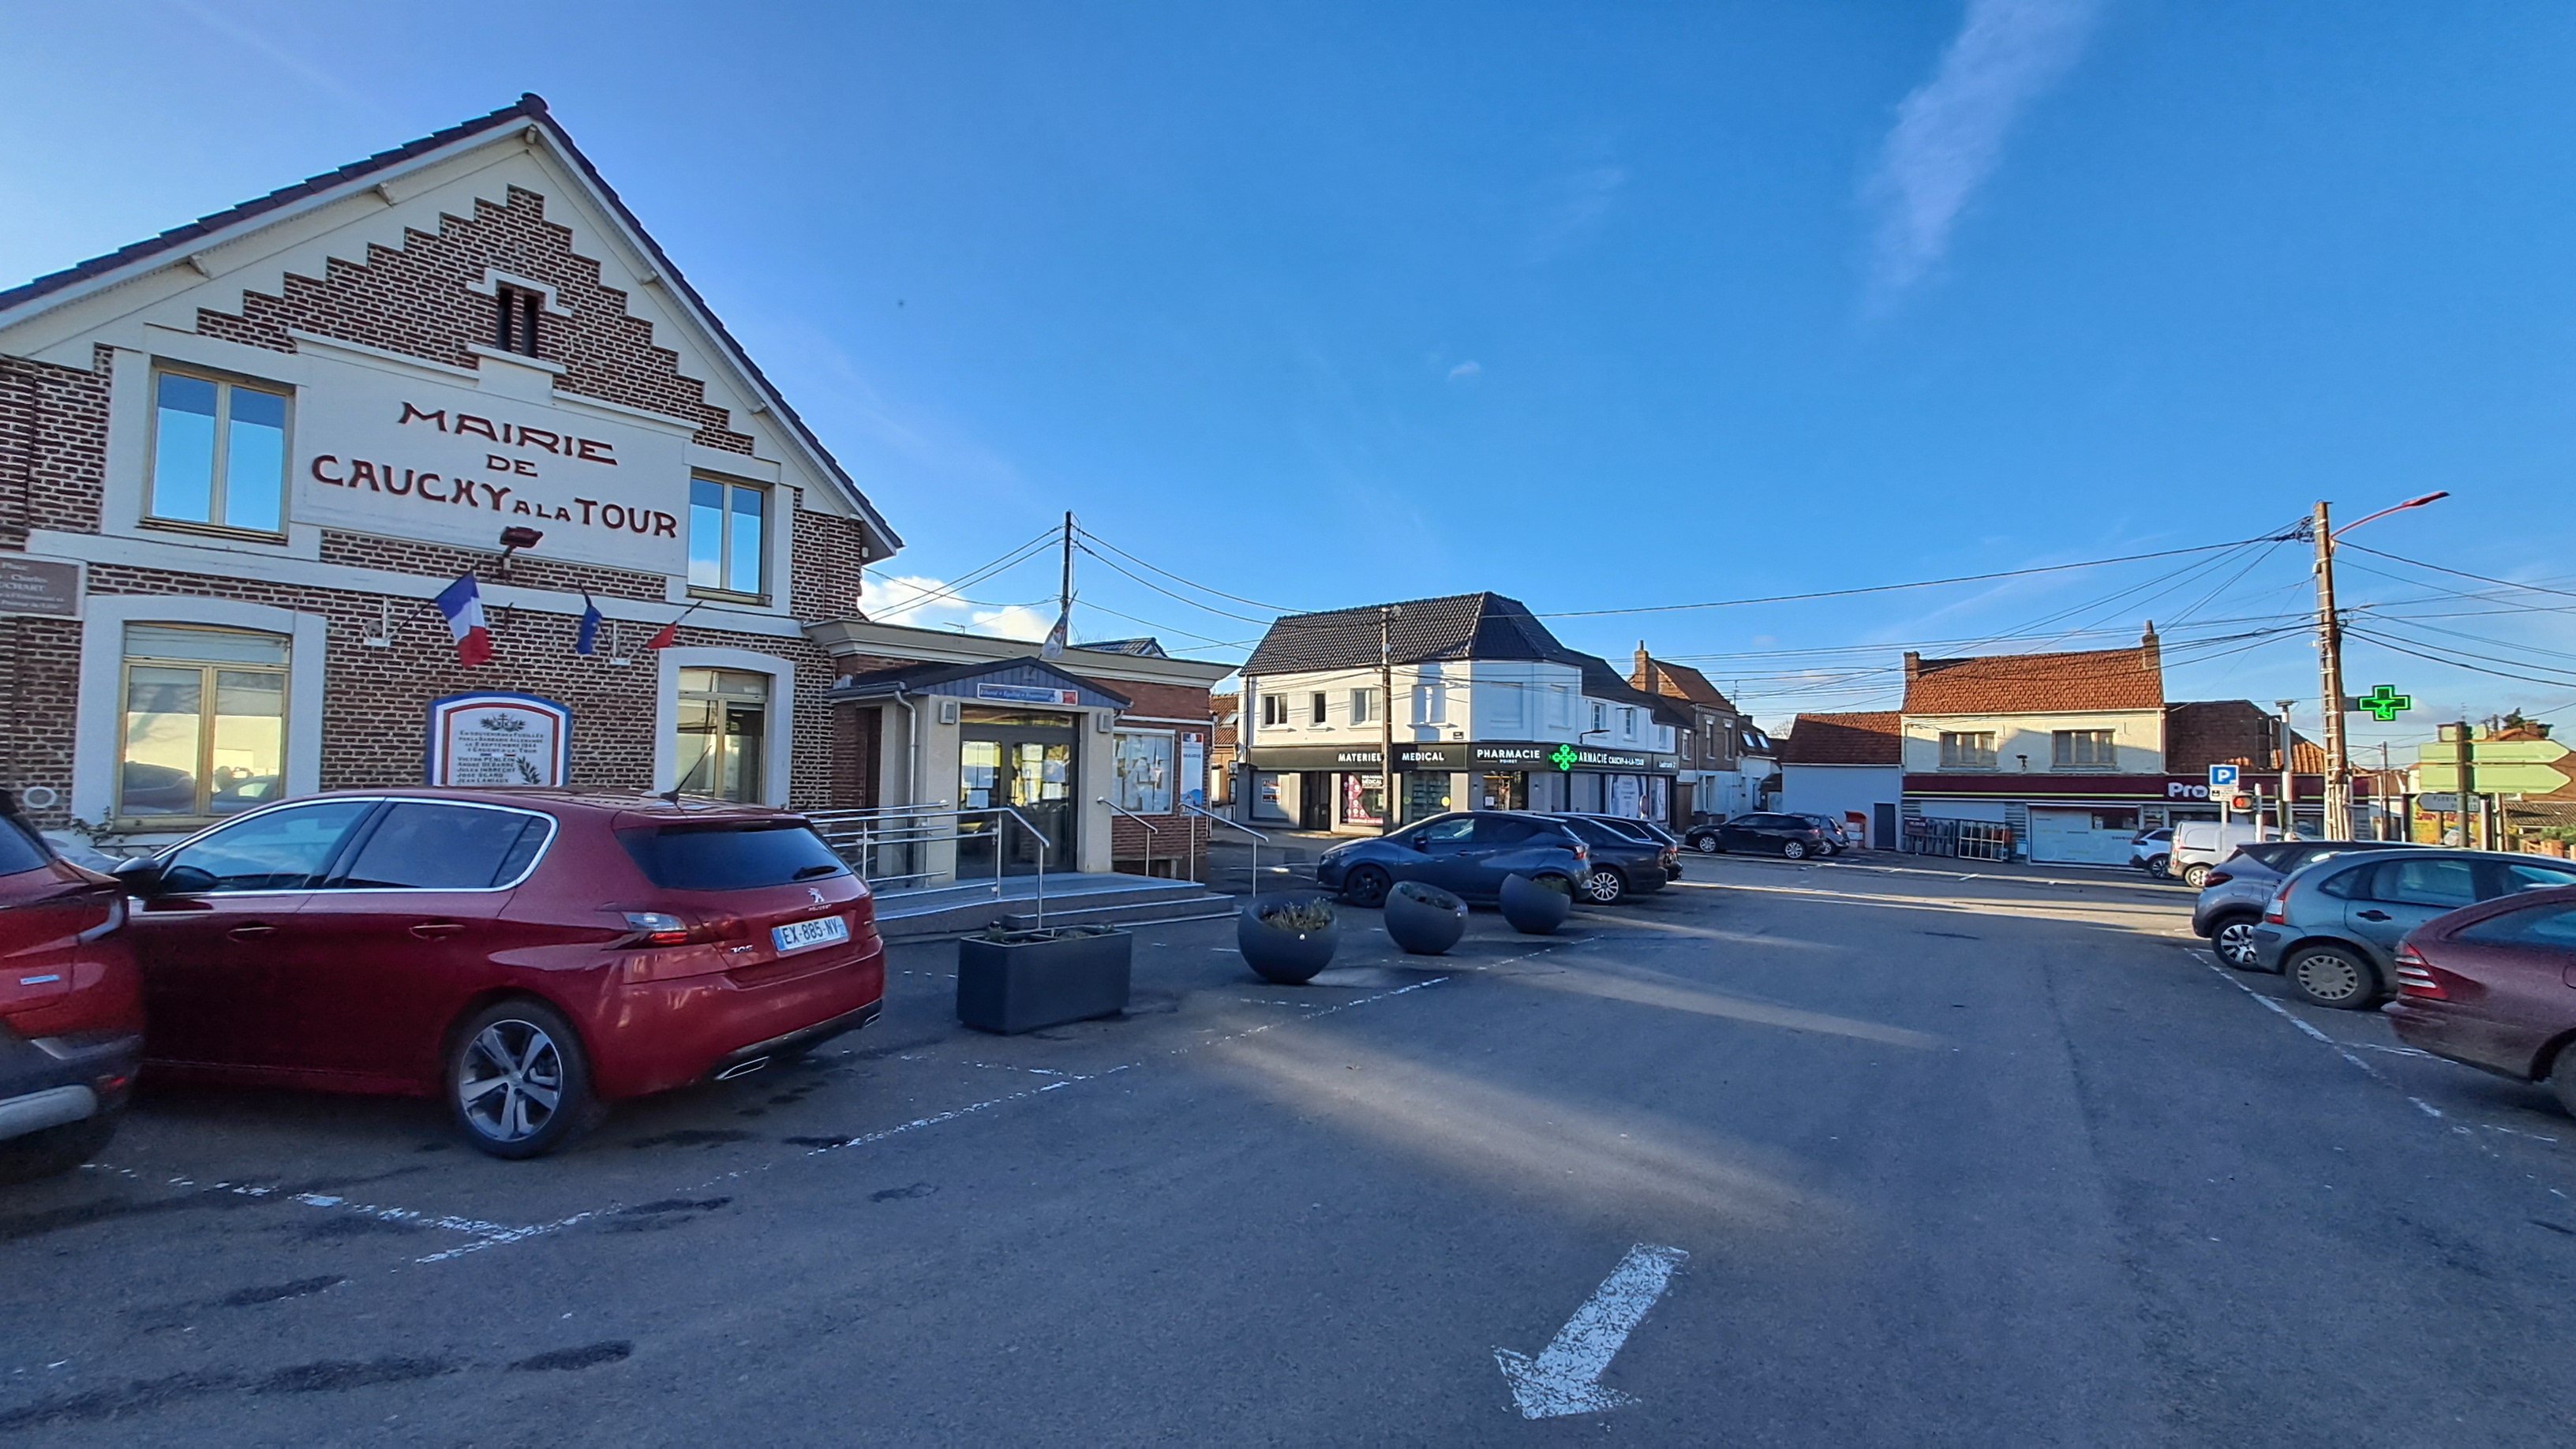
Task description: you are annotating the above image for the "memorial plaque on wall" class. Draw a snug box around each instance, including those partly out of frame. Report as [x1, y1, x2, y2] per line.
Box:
[426, 693, 573, 788]
[0, 556, 80, 618]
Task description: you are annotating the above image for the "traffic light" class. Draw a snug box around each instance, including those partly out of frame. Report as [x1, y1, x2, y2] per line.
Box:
[2230, 795, 2255, 812]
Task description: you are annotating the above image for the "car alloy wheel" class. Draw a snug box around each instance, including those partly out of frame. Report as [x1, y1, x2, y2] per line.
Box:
[459, 1018, 566, 1145]
[2182, 863, 2211, 889]
[1694, 837, 1722, 854]
[2286, 945, 2377, 1009]
[1582, 868, 1625, 904]
[1342, 865, 1391, 908]
[2214, 919, 2262, 968]
[1781, 841, 1808, 860]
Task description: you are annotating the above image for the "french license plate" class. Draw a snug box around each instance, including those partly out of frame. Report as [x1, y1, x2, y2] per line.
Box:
[772, 915, 850, 954]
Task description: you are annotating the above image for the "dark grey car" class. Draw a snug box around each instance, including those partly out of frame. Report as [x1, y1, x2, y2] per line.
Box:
[2193, 840, 2409, 967]
[2248, 848, 2576, 1008]
[1544, 815, 1674, 904]
[1314, 812, 1586, 908]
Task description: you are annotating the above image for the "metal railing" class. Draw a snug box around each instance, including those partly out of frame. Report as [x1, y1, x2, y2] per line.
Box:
[807, 800, 1051, 928]
[1183, 802, 1267, 900]
[1098, 797, 1159, 882]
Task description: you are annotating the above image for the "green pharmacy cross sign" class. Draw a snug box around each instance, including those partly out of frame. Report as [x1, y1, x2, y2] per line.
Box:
[1549, 744, 1579, 772]
[2354, 684, 2412, 723]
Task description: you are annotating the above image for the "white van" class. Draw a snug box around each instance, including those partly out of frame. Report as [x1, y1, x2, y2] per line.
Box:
[2168, 820, 2305, 887]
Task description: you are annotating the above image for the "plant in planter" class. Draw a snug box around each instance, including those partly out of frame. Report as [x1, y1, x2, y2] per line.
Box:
[1498, 872, 1573, 935]
[957, 924, 1133, 1035]
[1238, 893, 1340, 984]
[1383, 880, 1467, 955]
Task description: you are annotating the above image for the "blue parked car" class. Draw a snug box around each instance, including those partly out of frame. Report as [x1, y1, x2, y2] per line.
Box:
[1315, 812, 1588, 908]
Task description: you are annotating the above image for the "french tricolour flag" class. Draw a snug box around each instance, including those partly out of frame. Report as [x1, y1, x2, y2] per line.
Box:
[433, 573, 493, 668]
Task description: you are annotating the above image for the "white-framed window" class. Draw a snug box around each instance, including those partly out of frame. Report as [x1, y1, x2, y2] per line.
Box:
[2052, 728, 2118, 769]
[1620, 707, 1637, 739]
[675, 668, 771, 801]
[1412, 684, 1446, 725]
[118, 623, 290, 821]
[1591, 702, 1608, 733]
[1309, 691, 1328, 724]
[688, 475, 768, 597]
[1939, 731, 1998, 770]
[148, 367, 288, 536]
[1261, 694, 1289, 727]
[1113, 730, 1177, 814]
[1350, 688, 1377, 725]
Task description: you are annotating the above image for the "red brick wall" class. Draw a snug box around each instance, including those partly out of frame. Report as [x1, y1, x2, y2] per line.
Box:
[792, 499, 868, 621]
[194, 186, 754, 455]
[83, 564, 841, 807]
[0, 346, 111, 542]
[319, 530, 665, 602]
[0, 616, 83, 828]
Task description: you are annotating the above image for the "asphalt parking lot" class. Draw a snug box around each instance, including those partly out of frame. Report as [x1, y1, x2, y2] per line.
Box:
[9, 853, 2576, 1444]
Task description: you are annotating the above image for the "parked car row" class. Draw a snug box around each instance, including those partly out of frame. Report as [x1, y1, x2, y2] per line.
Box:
[1317, 810, 1683, 908]
[1682, 813, 1844, 859]
[2192, 841, 2576, 1117]
[0, 787, 886, 1179]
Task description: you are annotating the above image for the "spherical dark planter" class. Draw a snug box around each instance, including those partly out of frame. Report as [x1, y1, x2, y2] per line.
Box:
[1238, 893, 1340, 984]
[1498, 873, 1572, 935]
[1383, 881, 1467, 955]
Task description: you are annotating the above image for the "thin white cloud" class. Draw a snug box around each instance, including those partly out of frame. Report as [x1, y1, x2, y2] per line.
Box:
[867, 574, 1052, 641]
[1863, 0, 2104, 301]
[1526, 163, 1627, 263]
[1447, 360, 1482, 382]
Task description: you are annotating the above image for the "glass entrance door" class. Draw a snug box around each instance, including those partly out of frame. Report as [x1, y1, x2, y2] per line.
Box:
[956, 710, 1079, 877]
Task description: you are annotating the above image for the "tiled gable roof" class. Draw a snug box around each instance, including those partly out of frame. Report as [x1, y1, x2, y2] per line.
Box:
[1244, 593, 1676, 717]
[0, 93, 901, 557]
[1630, 650, 1738, 713]
[1782, 712, 1903, 766]
[1902, 636, 2164, 715]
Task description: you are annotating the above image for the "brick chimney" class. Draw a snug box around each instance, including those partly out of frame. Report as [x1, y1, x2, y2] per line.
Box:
[2140, 621, 2162, 685]
[1631, 642, 1654, 693]
[1903, 651, 1921, 685]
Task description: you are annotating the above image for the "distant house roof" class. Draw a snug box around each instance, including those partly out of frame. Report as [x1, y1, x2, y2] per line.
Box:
[0, 92, 901, 559]
[1243, 592, 1674, 717]
[1739, 723, 1778, 758]
[1630, 647, 1738, 713]
[1074, 638, 1168, 657]
[1782, 712, 1903, 766]
[2166, 700, 2331, 773]
[1902, 630, 2164, 715]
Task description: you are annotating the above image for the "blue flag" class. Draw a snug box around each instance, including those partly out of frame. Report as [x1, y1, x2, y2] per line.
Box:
[575, 594, 602, 656]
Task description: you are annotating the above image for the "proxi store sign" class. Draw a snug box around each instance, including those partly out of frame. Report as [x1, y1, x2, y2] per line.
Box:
[296, 360, 691, 573]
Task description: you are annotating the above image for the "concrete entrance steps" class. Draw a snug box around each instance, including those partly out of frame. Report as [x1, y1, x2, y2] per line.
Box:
[871, 872, 1235, 941]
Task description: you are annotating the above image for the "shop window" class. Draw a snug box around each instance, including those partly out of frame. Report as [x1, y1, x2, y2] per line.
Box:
[676, 668, 770, 802]
[688, 477, 768, 597]
[149, 369, 287, 535]
[118, 623, 290, 820]
[1309, 692, 1327, 724]
[1113, 731, 1176, 814]
[2052, 729, 2117, 769]
[1939, 731, 1998, 770]
[1340, 773, 1384, 827]
[493, 284, 545, 358]
[1261, 694, 1289, 727]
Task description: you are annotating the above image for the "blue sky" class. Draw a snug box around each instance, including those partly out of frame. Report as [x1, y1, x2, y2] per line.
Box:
[8, 1, 2576, 754]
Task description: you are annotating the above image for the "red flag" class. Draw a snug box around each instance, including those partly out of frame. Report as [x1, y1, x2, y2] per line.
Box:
[643, 620, 680, 650]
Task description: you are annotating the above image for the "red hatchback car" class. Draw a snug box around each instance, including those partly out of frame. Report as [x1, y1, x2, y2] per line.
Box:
[115, 789, 883, 1157]
[1, 794, 142, 1184]
[2384, 884, 2576, 1116]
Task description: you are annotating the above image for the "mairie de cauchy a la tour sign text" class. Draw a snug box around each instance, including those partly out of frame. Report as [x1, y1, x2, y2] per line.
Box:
[293, 362, 693, 574]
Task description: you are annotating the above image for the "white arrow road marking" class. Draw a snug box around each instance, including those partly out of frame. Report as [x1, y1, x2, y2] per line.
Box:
[1495, 1243, 1690, 1419]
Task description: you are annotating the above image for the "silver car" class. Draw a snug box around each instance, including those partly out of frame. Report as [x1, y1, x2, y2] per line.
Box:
[2193, 840, 2408, 966]
[2247, 848, 2576, 1008]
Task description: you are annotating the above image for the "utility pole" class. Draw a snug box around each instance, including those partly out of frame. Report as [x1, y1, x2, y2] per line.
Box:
[2276, 699, 2298, 839]
[1040, 511, 1075, 661]
[1378, 605, 1399, 836]
[2312, 500, 2353, 838]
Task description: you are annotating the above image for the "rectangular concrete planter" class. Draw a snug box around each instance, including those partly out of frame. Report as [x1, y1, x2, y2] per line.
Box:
[956, 926, 1133, 1035]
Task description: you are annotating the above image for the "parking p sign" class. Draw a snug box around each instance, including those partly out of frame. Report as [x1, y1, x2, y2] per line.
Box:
[2207, 764, 2240, 792]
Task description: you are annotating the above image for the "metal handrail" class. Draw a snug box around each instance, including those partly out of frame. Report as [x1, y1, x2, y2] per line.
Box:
[1183, 802, 1268, 900]
[1097, 798, 1158, 882]
[808, 800, 1050, 926]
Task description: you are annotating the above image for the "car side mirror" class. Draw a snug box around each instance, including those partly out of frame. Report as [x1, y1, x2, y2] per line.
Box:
[110, 856, 165, 893]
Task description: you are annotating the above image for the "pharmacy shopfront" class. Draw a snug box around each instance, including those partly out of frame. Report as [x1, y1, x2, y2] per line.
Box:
[1246, 740, 1680, 833]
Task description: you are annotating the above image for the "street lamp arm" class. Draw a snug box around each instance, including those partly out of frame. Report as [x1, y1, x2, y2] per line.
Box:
[2333, 491, 2450, 539]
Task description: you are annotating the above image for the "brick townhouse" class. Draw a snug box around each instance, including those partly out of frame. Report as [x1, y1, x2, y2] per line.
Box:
[0, 95, 903, 848]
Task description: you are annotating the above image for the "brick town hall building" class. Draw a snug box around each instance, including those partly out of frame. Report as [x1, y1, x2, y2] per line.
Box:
[0, 95, 1226, 877]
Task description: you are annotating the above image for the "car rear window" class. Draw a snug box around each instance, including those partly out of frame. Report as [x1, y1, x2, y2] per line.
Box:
[2237, 843, 2298, 871]
[619, 821, 849, 891]
[0, 818, 50, 876]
